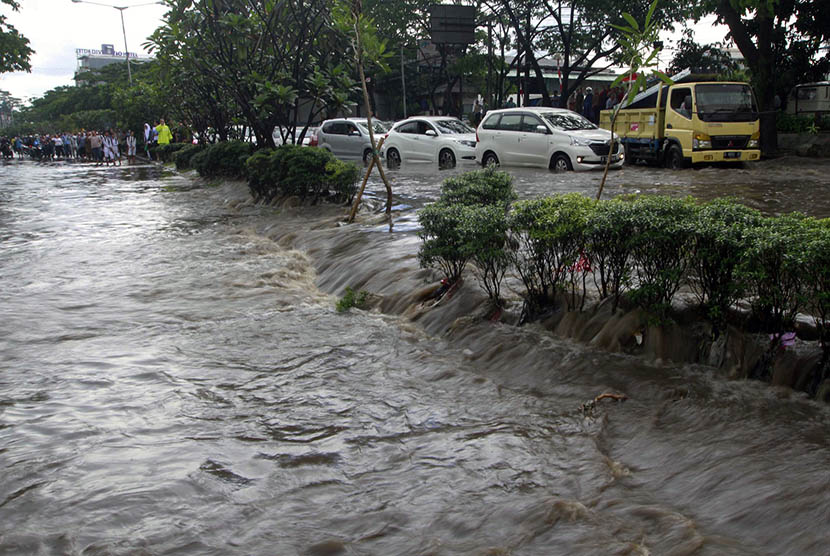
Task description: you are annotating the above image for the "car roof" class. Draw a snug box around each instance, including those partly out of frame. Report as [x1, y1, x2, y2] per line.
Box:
[485, 107, 574, 115]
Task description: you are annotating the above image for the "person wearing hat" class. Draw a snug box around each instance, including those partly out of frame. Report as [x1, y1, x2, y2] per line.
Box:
[582, 87, 594, 122]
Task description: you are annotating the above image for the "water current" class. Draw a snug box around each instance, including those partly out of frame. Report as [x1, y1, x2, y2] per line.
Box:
[1, 159, 828, 555]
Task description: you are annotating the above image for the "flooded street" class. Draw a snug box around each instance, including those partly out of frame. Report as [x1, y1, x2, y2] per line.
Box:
[1, 159, 829, 555]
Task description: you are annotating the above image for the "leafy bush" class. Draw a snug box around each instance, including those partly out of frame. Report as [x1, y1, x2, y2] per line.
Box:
[689, 199, 763, 332]
[463, 205, 511, 305]
[740, 213, 812, 334]
[802, 222, 830, 393]
[336, 287, 369, 312]
[585, 198, 637, 313]
[437, 167, 516, 209]
[174, 144, 205, 170]
[191, 140, 254, 178]
[626, 195, 696, 317]
[244, 145, 359, 204]
[508, 194, 595, 316]
[150, 142, 187, 163]
[418, 203, 476, 283]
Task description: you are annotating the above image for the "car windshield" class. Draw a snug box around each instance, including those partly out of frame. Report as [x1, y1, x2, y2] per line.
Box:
[356, 120, 389, 134]
[541, 112, 597, 131]
[434, 119, 474, 134]
[695, 84, 758, 122]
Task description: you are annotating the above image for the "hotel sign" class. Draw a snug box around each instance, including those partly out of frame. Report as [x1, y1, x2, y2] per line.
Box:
[76, 46, 140, 58]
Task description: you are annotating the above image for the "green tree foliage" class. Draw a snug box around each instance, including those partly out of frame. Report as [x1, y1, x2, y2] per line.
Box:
[668, 28, 738, 75]
[0, 0, 33, 74]
[148, 0, 358, 148]
[704, 0, 830, 152]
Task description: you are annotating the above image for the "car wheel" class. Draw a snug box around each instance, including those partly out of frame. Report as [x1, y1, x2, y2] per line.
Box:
[386, 148, 401, 169]
[482, 151, 500, 167]
[665, 145, 684, 170]
[551, 153, 572, 172]
[438, 148, 456, 170]
[363, 148, 373, 165]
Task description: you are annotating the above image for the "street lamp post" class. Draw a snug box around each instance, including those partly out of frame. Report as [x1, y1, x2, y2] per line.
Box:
[70, 0, 162, 86]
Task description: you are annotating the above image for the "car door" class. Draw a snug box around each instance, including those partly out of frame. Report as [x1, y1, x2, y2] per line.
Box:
[343, 122, 363, 159]
[322, 122, 346, 157]
[417, 121, 440, 162]
[495, 113, 523, 165]
[517, 114, 551, 167]
[391, 121, 420, 162]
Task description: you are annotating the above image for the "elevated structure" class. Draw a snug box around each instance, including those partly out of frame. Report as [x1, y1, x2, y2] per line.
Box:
[74, 45, 152, 84]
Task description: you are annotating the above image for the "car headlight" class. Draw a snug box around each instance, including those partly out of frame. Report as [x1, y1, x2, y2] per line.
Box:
[693, 133, 711, 150]
[570, 136, 592, 147]
[455, 139, 477, 148]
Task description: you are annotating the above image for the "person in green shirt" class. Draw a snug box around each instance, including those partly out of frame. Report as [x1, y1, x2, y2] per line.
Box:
[156, 119, 173, 145]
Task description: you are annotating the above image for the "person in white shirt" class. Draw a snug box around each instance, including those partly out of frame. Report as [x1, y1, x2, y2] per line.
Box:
[126, 130, 137, 165]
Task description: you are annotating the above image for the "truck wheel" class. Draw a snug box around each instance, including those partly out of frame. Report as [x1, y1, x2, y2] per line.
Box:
[665, 145, 684, 170]
[551, 153, 572, 172]
[623, 144, 634, 165]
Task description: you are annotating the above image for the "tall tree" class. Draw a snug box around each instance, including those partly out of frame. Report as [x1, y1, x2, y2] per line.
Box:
[708, 0, 830, 153]
[0, 0, 32, 74]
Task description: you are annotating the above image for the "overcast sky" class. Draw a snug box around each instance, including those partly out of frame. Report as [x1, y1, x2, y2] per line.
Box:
[1, 1, 729, 103]
[1, 0, 168, 101]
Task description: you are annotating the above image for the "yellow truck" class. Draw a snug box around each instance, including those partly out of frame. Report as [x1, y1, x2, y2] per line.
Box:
[599, 69, 761, 168]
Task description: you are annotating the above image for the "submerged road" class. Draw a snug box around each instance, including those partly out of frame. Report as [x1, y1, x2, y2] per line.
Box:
[1, 160, 828, 555]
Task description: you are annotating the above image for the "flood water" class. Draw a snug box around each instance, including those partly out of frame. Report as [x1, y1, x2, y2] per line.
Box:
[1, 159, 829, 555]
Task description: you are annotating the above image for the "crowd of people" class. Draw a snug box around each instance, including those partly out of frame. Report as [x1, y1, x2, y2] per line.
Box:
[0, 118, 177, 165]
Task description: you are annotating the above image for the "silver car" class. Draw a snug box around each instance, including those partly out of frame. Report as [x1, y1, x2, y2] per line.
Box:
[315, 118, 389, 164]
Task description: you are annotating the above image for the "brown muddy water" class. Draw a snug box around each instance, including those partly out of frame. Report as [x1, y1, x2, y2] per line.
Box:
[1, 159, 828, 555]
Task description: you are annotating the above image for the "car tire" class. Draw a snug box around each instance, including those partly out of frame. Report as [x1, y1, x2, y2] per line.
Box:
[665, 144, 684, 170]
[551, 153, 572, 172]
[363, 148, 373, 165]
[482, 151, 500, 167]
[386, 148, 401, 169]
[438, 148, 456, 170]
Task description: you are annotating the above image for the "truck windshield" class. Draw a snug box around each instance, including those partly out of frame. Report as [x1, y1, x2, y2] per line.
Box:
[695, 84, 758, 122]
[542, 112, 597, 131]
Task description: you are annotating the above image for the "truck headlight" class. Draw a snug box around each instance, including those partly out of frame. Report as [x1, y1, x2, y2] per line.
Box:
[693, 133, 711, 150]
[748, 131, 760, 149]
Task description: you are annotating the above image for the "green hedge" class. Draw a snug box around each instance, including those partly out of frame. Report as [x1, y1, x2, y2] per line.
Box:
[245, 144, 359, 204]
[149, 143, 187, 163]
[191, 140, 254, 179]
[777, 112, 830, 133]
[418, 175, 830, 392]
[174, 144, 206, 170]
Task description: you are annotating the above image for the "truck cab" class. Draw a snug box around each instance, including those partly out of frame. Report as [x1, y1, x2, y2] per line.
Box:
[601, 72, 762, 168]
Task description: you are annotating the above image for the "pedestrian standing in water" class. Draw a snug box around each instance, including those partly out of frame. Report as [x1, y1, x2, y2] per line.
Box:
[126, 130, 137, 165]
[90, 130, 103, 166]
[155, 118, 173, 146]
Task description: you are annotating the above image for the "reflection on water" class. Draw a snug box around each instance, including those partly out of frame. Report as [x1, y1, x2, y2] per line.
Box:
[0, 160, 828, 555]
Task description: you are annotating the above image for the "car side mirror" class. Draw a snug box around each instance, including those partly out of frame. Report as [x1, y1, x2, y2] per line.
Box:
[536, 125, 549, 134]
[425, 129, 437, 137]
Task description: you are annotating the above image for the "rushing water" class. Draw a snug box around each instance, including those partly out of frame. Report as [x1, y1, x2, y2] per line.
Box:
[1, 159, 829, 555]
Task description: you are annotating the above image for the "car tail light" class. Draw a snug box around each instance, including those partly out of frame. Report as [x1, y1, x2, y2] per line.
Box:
[310, 134, 318, 147]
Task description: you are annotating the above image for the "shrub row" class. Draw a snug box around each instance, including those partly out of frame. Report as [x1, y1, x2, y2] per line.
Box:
[149, 142, 187, 163]
[191, 140, 254, 179]
[777, 112, 830, 133]
[245, 144, 360, 204]
[418, 170, 830, 359]
[173, 144, 205, 171]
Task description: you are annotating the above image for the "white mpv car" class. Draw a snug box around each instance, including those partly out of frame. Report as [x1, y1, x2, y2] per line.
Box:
[475, 107, 624, 171]
[382, 116, 477, 169]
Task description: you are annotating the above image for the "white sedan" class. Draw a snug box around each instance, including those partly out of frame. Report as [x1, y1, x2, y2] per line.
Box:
[382, 116, 477, 169]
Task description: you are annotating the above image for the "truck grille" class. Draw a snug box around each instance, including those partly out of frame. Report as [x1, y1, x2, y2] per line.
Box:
[589, 142, 610, 156]
[711, 135, 749, 149]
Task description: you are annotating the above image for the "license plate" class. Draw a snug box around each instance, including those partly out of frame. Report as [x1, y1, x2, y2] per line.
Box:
[724, 151, 741, 159]
[601, 155, 618, 163]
